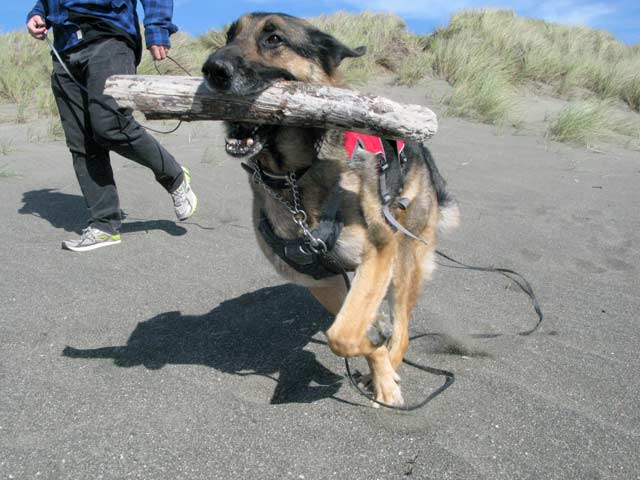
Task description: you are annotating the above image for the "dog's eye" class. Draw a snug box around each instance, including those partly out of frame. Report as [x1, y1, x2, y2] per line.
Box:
[265, 34, 284, 47]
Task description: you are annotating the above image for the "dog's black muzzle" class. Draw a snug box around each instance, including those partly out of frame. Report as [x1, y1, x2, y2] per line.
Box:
[202, 45, 296, 95]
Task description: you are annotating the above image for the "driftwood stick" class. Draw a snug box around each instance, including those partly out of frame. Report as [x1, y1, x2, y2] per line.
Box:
[104, 75, 438, 142]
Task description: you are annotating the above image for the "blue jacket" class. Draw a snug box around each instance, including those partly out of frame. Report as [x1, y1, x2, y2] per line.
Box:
[27, 0, 178, 54]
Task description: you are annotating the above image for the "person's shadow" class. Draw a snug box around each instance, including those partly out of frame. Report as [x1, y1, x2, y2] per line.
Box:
[63, 284, 343, 405]
[19, 189, 187, 236]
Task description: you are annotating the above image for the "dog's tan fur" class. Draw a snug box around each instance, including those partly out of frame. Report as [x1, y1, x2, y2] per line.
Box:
[204, 13, 458, 406]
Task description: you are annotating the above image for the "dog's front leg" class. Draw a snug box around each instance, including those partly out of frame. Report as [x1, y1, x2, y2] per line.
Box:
[325, 240, 403, 406]
[325, 240, 395, 358]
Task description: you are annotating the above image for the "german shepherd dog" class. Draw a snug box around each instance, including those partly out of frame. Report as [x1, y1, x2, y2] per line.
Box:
[202, 13, 459, 406]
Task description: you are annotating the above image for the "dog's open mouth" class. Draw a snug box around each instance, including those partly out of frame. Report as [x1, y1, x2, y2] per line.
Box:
[225, 122, 270, 158]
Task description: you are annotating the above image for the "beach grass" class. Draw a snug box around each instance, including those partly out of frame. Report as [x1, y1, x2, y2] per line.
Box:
[0, 163, 19, 178]
[0, 138, 15, 156]
[548, 99, 640, 148]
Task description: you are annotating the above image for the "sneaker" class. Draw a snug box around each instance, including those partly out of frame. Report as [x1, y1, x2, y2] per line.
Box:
[62, 226, 121, 252]
[172, 166, 198, 221]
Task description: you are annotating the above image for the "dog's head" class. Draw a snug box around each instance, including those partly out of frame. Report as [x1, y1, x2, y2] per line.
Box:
[202, 13, 366, 159]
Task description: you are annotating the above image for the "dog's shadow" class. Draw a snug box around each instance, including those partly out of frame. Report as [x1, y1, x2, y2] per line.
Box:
[63, 284, 343, 405]
[19, 189, 187, 236]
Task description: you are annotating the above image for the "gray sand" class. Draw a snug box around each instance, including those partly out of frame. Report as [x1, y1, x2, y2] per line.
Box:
[1, 86, 639, 479]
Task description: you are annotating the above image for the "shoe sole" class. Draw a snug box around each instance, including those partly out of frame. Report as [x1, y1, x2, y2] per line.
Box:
[62, 239, 121, 252]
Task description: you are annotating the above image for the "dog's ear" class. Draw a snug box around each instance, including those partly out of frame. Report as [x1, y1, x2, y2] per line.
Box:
[348, 46, 368, 58]
[226, 21, 239, 43]
[309, 29, 367, 73]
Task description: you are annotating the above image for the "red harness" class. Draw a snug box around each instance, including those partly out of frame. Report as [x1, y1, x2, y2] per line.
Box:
[344, 132, 407, 206]
[344, 132, 405, 159]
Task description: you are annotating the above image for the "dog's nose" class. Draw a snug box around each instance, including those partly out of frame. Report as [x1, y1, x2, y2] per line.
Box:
[202, 57, 234, 91]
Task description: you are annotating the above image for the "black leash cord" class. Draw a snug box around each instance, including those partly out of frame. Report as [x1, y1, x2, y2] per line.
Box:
[46, 36, 191, 135]
[344, 356, 456, 412]
[153, 55, 193, 77]
[383, 204, 543, 335]
[435, 250, 544, 336]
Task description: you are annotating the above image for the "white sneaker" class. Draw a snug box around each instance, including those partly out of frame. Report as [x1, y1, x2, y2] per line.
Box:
[172, 166, 198, 221]
[62, 226, 121, 252]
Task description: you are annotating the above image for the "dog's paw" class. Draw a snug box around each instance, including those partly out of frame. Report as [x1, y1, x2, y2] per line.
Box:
[372, 374, 404, 408]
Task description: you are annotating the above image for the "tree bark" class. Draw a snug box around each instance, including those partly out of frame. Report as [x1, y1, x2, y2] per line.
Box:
[104, 75, 438, 142]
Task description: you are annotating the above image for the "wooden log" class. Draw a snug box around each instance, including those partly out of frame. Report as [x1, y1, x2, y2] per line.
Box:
[104, 75, 438, 142]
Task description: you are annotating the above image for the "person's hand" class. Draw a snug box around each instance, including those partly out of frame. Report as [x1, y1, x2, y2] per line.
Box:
[27, 15, 48, 40]
[149, 45, 169, 61]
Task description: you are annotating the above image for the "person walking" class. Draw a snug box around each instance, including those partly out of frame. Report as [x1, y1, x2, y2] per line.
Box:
[26, 0, 197, 252]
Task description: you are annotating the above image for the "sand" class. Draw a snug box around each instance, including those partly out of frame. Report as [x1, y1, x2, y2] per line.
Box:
[0, 83, 639, 479]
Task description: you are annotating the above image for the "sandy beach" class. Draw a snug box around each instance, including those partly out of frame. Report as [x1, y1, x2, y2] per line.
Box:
[1, 80, 639, 479]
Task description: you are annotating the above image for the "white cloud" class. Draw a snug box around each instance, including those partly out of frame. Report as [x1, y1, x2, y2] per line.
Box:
[337, 0, 616, 26]
[537, 1, 615, 25]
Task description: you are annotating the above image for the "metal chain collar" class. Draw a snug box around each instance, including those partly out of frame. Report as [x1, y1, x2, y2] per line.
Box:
[250, 164, 328, 255]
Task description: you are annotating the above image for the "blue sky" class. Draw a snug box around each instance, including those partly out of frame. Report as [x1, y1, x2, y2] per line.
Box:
[4, 0, 639, 44]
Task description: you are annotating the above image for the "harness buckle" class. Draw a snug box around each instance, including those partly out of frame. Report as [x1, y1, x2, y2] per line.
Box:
[378, 153, 389, 172]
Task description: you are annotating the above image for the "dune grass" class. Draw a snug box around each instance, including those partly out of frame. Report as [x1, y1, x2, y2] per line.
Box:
[311, 12, 428, 85]
[0, 138, 15, 155]
[0, 163, 19, 178]
[1, 9, 638, 146]
[547, 100, 611, 147]
[548, 99, 640, 148]
[0, 31, 55, 120]
[422, 9, 640, 125]
[138, 31, 209, 76]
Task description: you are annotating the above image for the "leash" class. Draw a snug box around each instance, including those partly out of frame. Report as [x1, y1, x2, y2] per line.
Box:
[46, 36, 191, 135]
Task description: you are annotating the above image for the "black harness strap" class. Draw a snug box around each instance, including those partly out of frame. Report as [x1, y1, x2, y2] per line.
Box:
[377, 139, 407, 208]
[258, 212, 344, 280]
[257, 183, 346, 280]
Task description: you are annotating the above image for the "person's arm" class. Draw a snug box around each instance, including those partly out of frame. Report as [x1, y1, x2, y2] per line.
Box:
[26, 1, 48, 41]
[140, 0, 179, 60]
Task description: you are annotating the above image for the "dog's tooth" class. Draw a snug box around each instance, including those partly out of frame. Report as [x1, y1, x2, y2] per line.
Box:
[246, 138, 254, 147]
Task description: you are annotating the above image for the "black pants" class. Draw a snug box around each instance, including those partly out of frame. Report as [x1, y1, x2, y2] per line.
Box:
[51, 38, 184, 234]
